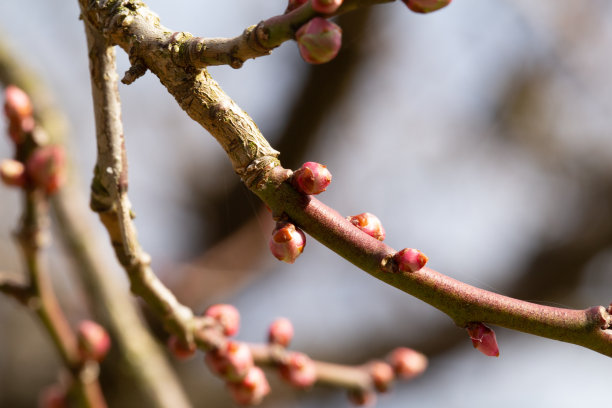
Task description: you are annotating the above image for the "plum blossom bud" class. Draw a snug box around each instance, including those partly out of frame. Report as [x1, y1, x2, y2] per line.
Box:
[368, 361, 394, 393]
[0, 159, 26, 187]
[286, 0, 308, 13]
[466, 322, 499, 357]
[280, 352, 317, 388]
[387, 347, 428, 380]
[402, 0, 452, 13]
[4, 85, 33, 122]
[167, 335, 196, 360]
[347, 389, 376, 407]
[205, 304, 240, 336]
[394, 248, 428, 273]
[227, 366, 271, 405]
[268, 317, 294, 347]
[292, 161, 332, 195]
[311, 0, 343, 14]
[77, 320, 111, 362]
[26, 146, 66, 195]
[38, 384, 67, 408]
[296, 18, 342, 64]
[348, 212, 386, 241]
[269, 222, 306, 264]
[205, 341, 254, 382]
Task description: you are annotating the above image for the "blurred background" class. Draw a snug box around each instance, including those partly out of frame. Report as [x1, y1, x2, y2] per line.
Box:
[1, 0, 611, 406]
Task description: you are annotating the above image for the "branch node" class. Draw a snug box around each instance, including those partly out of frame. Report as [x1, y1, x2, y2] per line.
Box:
[121, 59, 147, 84]
[242, 156, 283, 190]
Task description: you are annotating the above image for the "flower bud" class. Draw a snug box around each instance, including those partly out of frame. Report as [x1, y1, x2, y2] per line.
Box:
[286, 0, 308, 13]
[38, 384, 67, 408]
[77, 320, 111, 362]
[268, 317, 294, 347]
[0, 159, 26, 187]
[279, 352, 317, 388]
[292, 161, 332, 195]
[402, 0, 452, 13]
[167, 335, 196, 360]
[348, 212, 386, 241]
[368, 361, 394, 393]
[394, 248, 428, 273]
[296, 18, 342, 64]
[269, 222, 306, 264]
[312, 0, 343, 14]
[227, 366, 271, 406]
[205, 341, 254, 382]
[26, 146, 66, 195]
[4, 85, 33, 122]
[347, 388, 376, 406]
[466, 322, 499, 357]
[205, 304, 240, 336]
[387, 347, 427, 380]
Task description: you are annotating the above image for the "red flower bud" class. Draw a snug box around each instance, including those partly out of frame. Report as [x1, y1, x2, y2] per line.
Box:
[0, 159, 26, 188]
[402, 0, 452, 13]
[286, 0, 308, 13]
[348, 212, 386, 241]
[205, 341, 254, 382]
[296, 18, 342, 64]
[312, 0, 343, 14]
[38, 384, 67, 408]
[394, 248, 428, 273]
[466, 322, 499, 357]
[387, 347, 428, 379]
[4, 85, 33, 122]
[26, 146, 66, 195]
[167, 335, 196, 360]
[205, 303, 240, 336]
[77, 320, 111, 362]
[368, 361, 394, 393]
[269, 222, 306, 264]
[268, 317, 294, 347]
[227, 366, 271, 406]
[347, 388, 376, 406]
[280, 352, 317, 388]
[292, 161, 332, 195]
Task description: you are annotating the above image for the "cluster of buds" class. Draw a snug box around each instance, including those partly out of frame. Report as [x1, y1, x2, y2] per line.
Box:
[466, 322, 500, 357]
[393, 248, 428, 273]
[348, 212, 386, 241]
[402, 0, 452, 13]
[269, 222, 306, 264]
[296, 18, 342, 64]
[76, 320, 111, 362]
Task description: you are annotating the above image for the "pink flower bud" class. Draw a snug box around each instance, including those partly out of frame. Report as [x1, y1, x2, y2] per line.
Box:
[26, 146, 66, 195]
[227, 366, 271, 406]
[466, 322, 499, 357]
[286, 0, 308, 13]
[347, 389, 376, 406]
[4, 85, 33, 122]
[280, 352, 317, 388]
[292, 161, 332, 195]
[77, 320, 111, 362]
[205, 341, 254, 382]
[167, 335, 196, 360]
[394, 248, 428, 273]
[205, 304, 240, 336]
[268, 317, 294, 347]
[311, 0, 343, 14]
[0, 159, 26, 187]
[38, 384, 67, 408]
[296, 18, 342, 64]
[348, 212, 386, 241]
[269, 222, 306, 264]
[402, 0, 452, 13]
[368, 361, 394, 393]
[387, 347, 428, 379]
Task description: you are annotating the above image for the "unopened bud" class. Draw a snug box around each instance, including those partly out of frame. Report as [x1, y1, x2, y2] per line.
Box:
[227, 366, 271, 406]
[167, 335, 196, 360]
[0, 159, 26, 187]
[38, 384, 67, 408]
[368, 361, 394, 393]
[77, 320, 111, 362]
[205, 304, 240, 336]
[280, 352, 317, 388]
[348, 212, 386, 241]
[402, 0, 452, 13]
[269, 222, 306, 264]
[26, 146, 66, 195]
[268, 317, 294, 347]
[394, 248, 428, 273]
[205, 341, 254, 382]
[387, 347, 427, 379]
[296, 18, 342, 64]
[312, 0, 343, 14]
[4, 85, 33, 122]
[292, 161, 332, 195]
[466, 322, 499, 357]
[286, 0, 308, 13]
[347, 388, 376, 406]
